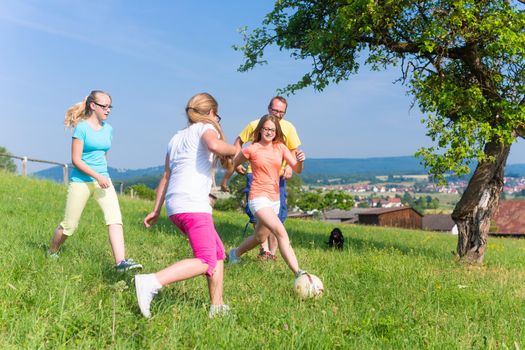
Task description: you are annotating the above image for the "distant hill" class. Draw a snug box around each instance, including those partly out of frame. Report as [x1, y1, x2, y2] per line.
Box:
[301, 156, 427, 176]
[506, 164, 525, 177]
[33, 165, 164, 184]
[33, 156, 525, 185]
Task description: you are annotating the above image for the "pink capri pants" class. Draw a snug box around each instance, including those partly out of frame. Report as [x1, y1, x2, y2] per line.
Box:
[169, 213, 225, 276]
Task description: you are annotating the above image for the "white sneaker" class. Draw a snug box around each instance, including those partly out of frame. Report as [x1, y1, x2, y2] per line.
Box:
[209, 304, 230, 318]
[134, 274, 160, 318]
[228, 249, 241, 264]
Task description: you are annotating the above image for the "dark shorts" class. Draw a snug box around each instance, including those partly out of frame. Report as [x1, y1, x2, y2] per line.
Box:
[244, 173, 287, 224]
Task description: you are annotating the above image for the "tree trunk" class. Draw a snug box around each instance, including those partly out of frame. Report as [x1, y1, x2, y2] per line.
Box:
[452, 141, 511, 264]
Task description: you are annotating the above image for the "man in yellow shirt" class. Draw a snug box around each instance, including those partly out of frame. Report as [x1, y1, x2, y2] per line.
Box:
[221, 96, 302, 260]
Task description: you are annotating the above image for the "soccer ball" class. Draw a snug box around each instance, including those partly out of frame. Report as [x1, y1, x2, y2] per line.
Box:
[294, 273, 324, 299]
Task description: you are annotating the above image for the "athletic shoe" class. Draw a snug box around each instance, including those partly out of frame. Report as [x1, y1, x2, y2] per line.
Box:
[257, 250, 271, 261]
[228, 249, 241, 264]
[115, 258, 143, 272]
[295, 269, 307, 279]
[134, 274, 160, 318]
[46, 250, 59, 259]
[209, 304, 230, 318]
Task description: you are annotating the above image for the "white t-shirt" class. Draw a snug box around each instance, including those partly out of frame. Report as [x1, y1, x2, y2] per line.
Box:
[165, 123, 218, 215]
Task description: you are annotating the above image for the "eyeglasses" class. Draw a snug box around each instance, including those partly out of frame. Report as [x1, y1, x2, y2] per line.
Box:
[262, 127, 276, 134]
[215, 114, 222, 123]
[269, 107, 286, 115]
[93, 102, 113, 110]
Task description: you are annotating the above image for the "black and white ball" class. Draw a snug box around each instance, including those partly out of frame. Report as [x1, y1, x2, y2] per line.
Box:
[294, 273, 324, 299]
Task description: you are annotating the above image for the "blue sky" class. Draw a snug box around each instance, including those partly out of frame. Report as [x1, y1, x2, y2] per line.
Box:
[1, 1, 524, 173]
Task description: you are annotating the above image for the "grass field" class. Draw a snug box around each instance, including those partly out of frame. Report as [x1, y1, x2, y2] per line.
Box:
[2, 172, 525, 348]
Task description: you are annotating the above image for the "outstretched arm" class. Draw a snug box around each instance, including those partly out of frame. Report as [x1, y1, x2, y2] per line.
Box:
[233, 148, 249, 170]
[144, 154, 171, 228]
[202, 129, 237, 157]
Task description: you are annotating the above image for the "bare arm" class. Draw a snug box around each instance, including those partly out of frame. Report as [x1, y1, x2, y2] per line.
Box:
[202, 129, 237, 157]
[71, 138, 110, 188]
[283, 148, 305, 174]
[232, 137, 248, 174]
[144, 154, 171, 228]
[233, 148, 249, 170]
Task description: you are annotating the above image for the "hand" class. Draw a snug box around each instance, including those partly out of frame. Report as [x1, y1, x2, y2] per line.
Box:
[144, 211, 159, 228]
[235, 164, 246, 175]
[296, 150, 306, 162]
[96, 175, 111, 189]
[283, 165, 293, 179]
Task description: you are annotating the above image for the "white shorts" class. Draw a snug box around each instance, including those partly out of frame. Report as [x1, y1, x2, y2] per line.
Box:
[248, 196, 280, 215]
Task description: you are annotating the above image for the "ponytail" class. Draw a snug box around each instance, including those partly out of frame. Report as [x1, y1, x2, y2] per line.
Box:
[64, 90, 111, 129]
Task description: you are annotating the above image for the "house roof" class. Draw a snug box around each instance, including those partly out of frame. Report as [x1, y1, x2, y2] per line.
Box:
[492, 200, 525, 234]
[423, 214, 455, 231]
[357, 207, 423, 217]
[323, 208, 370, 219]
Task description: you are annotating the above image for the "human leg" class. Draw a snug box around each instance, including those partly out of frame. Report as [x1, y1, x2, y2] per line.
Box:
[232, 221, 271, 258]
[220, 166, 234, 192]
[207, 259, 224, 305]
[49, 182, 91, 254]
[49, 225, 68, 254]
[155, 258, 209, 285]
[269, 176, 288, 256]
[135, 258, 208, 318]
[255, 207, 300, 274]
[94, 184, 132, 266]
[107, 224, 125, 264]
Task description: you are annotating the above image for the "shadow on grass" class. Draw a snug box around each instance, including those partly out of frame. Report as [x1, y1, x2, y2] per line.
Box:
[124, 213, 452, 263]
[214, 219, 453, 262]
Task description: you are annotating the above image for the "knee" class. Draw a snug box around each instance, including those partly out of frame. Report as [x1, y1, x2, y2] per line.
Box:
[254, 231, 270, 243]
[60, 222, 77, 236]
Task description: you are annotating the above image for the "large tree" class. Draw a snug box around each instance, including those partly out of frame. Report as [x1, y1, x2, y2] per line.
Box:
[237, 0, 525, 263]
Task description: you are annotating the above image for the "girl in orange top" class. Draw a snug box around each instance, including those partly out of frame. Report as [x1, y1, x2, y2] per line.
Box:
[229, 115, 306, 278]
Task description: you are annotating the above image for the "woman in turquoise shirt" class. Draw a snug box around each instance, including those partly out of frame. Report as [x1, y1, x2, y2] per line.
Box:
[47, 90, 142, 272]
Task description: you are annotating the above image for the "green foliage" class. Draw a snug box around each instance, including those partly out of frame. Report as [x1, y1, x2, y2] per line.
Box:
[125, 183, 155, 200]
[0, 146, 17, 173]
[214, 174, 246, 211]
[295, 189, 355, 212]
[285, 173, 303, 208]
[213, 197, 241, 212]
[294, 189, 324, 212]
[236, 0, 525, 183]
[401, 192, 441, 213]
[3, 172, 525, 347]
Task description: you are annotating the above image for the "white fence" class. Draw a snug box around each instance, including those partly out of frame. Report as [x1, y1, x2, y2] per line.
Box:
[0, 153, 130, 195]
[0, 153, 69, 185]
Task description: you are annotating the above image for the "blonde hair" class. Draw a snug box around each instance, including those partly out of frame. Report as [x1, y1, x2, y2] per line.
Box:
[185, 92, 230, 168]
[64, 90, 111, 129]
[185, 93, 225, 140]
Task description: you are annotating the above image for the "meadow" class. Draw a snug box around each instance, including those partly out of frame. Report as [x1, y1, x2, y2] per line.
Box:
[1, 172, 525, 349]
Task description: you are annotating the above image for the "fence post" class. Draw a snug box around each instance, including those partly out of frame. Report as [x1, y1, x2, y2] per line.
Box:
[120, 182, 124, 195]
[63, 164, 68, 185]
[22, 157, 27, 176]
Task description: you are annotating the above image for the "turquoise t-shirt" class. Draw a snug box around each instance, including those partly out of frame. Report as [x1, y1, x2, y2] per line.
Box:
[70, 120, 113, 183]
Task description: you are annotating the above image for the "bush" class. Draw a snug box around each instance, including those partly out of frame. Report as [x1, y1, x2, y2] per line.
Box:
[125, 183, 155, 200]
[0, 146, 17, 173]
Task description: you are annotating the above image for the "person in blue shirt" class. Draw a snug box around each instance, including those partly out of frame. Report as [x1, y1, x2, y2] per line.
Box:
[47, 90, 142, 272]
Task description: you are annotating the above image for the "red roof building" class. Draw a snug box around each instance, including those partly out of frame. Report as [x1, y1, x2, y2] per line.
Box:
[491, 200, 525, 235]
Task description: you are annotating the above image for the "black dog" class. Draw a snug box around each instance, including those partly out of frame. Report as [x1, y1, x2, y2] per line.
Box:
[327, 228, 344, 249]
